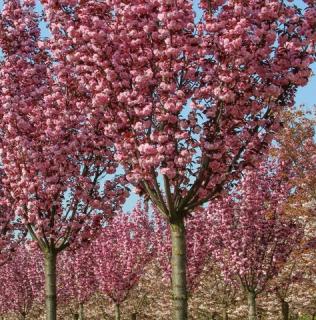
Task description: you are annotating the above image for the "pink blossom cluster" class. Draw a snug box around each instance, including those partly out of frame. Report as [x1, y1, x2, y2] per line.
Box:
[92, 206, 156, 305]
[0, 243, 44, 318]
[0, 168, 21, 265]
[0, 0, 127, 253]
[36, 0, 316, 216]
[58, 244, 97, 307]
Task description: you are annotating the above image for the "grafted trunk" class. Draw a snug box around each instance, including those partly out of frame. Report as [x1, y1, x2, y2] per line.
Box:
[281, 299, 289, 320]
[44, 251, 57, 320]
[170, 217, 188, 320]
[115, 303, 120, 320]
[247, 291, 257, 320]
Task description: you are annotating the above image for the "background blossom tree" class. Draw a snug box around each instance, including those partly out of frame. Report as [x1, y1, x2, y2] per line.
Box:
[268, 107, 316, 320]
[208, 161, 303, 320]
[93, 207, 156, 320]
[58, 245, 97, 320]
[0, 1, 126, 319]
[0, 243, 43, 320]
[272, 108, 316, 219]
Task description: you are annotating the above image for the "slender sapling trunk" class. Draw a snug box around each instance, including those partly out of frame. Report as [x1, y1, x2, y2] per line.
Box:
[19, 313, 26, 320]
[281, 299, 289, 320]
[79, 303, 84, 320]
[170, 217, 188, 320]
[210, 312, 218, 320]
[44, 250, 57, 320]
[115, 303, 120, 320]
[247, 291, 257, 320]
[222, 309, 229, 320]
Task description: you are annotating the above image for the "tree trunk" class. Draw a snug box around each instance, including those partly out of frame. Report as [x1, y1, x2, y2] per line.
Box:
[247, 291, 257, 320]
[281, 300, 289, 320]
[210, 312, 218, 320]
[115, 303, 120, 320]
[170, 218, 188, 320]
[73, 314, 79, 320]
[19, 313, 26, 320]
[78, 303, 84, 320]
[44, 251, 57, 320]
[222, 309, 229, 320]
[131, 313, 137, 320]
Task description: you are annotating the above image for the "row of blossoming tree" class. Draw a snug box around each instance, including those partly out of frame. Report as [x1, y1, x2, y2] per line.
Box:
[0, 146, 315, 320]
[0, 0, 315, 320]
[0, 114, 315, 319]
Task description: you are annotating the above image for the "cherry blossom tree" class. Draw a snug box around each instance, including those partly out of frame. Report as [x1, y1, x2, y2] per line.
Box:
[37, 1, 316, 318]
[92, 207, 156, 320]
[0, 243, 44, 320]
[1, 0, 316, 319]
[0, 1, 126, 319]
[268, 107, 316, 320]
[58, 245, 97, 320]
[188, 262, 239, 320]
[270, 209, 316, 320]
[271, 108, 316, 219]
[291, 248, 316, 319]
[207, 161, 303, 320]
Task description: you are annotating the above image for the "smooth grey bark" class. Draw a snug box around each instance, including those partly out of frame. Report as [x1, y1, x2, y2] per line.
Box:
[281, 300, 289, 320]
[78, 303, 84, 320]
[44, 251, 57, 320]
[170, 218, 188, 320]
[115, 303, 121, 320]
[247, 291, 257, 320]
